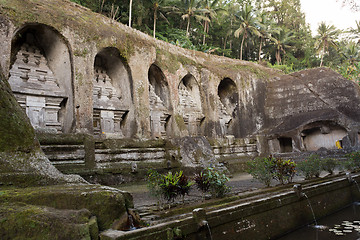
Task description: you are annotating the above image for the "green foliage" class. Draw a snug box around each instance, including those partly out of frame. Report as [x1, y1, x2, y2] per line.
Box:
[194, 171, 211, 193]
[267, 63, 294, 74]
[247, 156, 296, 186]
[321, 158, 337, 175]
[337, 61, 360, 85]
[343, 151, 360, 171]
[246, 156, 275, 187]
[146, 169, 164, 201]
[272, 158, 296, 185]
[146, 170, 193, 204]
[70, 0, 359, 80]
[177, 173, 194, 201]
[205, 167, 231, 198]
[297, 154, 322, 179]
[161, 171, 182, 202]
[194, 167, 230, 198]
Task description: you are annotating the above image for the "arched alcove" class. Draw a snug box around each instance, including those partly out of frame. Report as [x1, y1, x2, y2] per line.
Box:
[178, 74, 204, 136]
[93, 47, 133, 137]
[148, 64, 171, 109]
[9, 23, 73, 133]
[217, 78, 239, 136]
[301, 121, 348, 151]
[148, 64, 171, 138]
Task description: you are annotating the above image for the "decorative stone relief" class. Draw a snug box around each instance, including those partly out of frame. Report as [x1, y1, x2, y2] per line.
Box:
[178, 83, 204, 136]
[217, 97, 232, 136]
[149, 84, 170, 138]
[8, 44, 67, 132]
[93, 67, 128, 137]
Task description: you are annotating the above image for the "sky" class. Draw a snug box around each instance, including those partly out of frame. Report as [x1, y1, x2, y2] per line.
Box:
[300, 0, 359, 35]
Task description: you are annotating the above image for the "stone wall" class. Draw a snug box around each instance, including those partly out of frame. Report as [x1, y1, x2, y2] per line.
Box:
[100, 174, 360, 240]
[0, 0, 359, 173]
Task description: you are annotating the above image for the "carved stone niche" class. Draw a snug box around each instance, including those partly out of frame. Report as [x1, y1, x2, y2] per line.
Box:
[178, 82, 204, 136]
[217, 98, 232, 136]
[217, 78, 238, 137]
[148, 64, 172, 139]
[8, 44, 67, 133]
[149, 84, 170, 138]
[93, 66, 128, 137]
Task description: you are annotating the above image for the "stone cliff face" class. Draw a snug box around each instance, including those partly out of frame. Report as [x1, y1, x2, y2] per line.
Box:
[0, 66, 85, 186]
[0, 0, 359, 167]
[264, 68, 360, 152]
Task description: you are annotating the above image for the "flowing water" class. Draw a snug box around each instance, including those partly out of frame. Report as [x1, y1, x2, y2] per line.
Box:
[205, 222, 213, 240]
[128, 214, 137, 231]
[277, 203, 360, 240]
[354, 180, 360, 193]
[304, 193, 318, 226]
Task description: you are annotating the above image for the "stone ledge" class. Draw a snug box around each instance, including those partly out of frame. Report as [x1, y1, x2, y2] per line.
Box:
[0, 184, 133, 231]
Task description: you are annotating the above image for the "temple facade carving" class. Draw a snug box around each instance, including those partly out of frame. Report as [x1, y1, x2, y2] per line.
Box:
[93, 66, 128, 137]
[178, 83, 204, 136]
[149, 84, 170, 138]
[8, 43, 67, 132]
[217, 97, 233, 136]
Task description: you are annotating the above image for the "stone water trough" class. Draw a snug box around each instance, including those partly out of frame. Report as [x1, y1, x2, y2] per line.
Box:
[101, 173, 360, 240]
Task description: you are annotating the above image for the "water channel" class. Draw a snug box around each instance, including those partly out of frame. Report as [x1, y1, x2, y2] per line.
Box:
[278, 202, 360, 240]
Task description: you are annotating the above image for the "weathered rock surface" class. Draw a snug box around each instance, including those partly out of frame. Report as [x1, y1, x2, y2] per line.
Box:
[0, 203, 98, 240]
[0, 68, 86, 186]
[0, 184, 133, 230]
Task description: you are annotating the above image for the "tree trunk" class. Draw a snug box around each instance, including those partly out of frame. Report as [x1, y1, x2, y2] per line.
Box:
[202, 21, 207, 45]
[258, 37, 263, 61]
[129, 0, 133, 27]
[240, 34, 245, 60]
[153, 7, 157, 38]
[223, 35, 228, 56]
[186, 16, 191, 36]
[276, 50, 281, 65]
[320, 46, 325, 67]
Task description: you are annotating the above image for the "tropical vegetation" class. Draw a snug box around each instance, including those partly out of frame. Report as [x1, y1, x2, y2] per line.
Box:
[70, 0, 360, 84]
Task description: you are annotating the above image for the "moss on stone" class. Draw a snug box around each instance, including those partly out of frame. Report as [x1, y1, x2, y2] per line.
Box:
[0, 0, 153, 61]
[0, 69, 37, 152]
[36, 133, 87, 145]
[174, 114, 187, 132]
[99, 138, 168, 149]
[155, 48, 199, 74]
[0, 184, 131, 230]
[0, 202, 95, 240]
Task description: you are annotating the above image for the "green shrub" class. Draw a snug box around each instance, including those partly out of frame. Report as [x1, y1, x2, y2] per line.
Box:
[272, 158, 297, 184]
[247, 157, 275, 187]
[195, 168, 230, 198]
[194, 171, 211, 199]
[340, 159, 356, 171]
[297, 154, 322, 179]
[147, 169, 163, 203]
[160, 171, 182, 203]
[345, 151, 360, 170]
[321, 158, 337, 175]
[206, 167, 231, 198]
[147, 170, 193, 205]
[177, 173, 193, 202]
[247, 156, 296, 186]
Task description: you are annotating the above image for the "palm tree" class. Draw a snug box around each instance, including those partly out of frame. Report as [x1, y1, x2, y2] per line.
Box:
[270, 28, 294, 65]
[151, 0, 171, 38]
[315, 22, 340, 67]
[341, 41, 360, 65]
[256, 12, 275, 61]
[179, 0, 205, 36]
[129, 0, 133, 27]
[201, 0, 226, 45]
[348, 20, 360, 41]
[234, 4, 260, 60]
